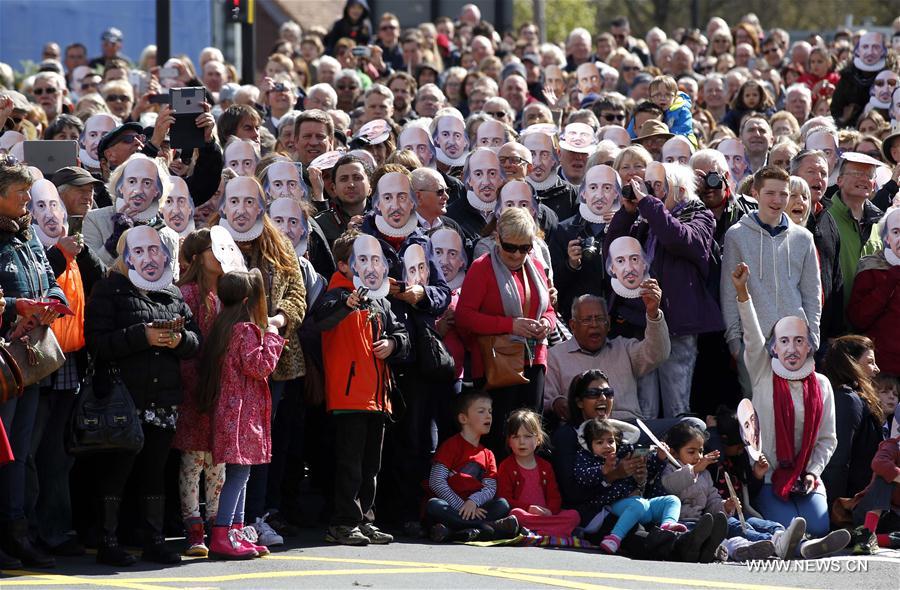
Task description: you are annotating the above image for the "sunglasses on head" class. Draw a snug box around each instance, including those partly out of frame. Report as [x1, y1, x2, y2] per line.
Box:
[582, 387, 614, 398]
[33, 87, 58, 96]
[499, 240, 533, 254]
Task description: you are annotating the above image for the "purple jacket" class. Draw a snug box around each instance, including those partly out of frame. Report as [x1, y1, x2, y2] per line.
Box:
[605, 197, 723, 336]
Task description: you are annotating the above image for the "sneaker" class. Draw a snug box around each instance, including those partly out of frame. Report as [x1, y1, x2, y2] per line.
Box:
[452, 528, 482, 542]
[850, 527, 879, 556]
[800, 529, 851, 559]
[599, 534, 621, 554]
[429, 524, 450, 543]
[774, 517, 806, 560]
[733, 540, 776, 562]
[262, 511, 299, 537]
[325, 525, 370, 546]
[488, 515, 520, 539]
[359, 523, 393, 545]
[235, 524, 270, 556]
[250, 517, 284, 547]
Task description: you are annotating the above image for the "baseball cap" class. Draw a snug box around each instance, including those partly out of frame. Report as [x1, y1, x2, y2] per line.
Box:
[522, 53, 541, 65]
[101, 27, 123, 43]
[0, 90, 31, 112]
[96, 122, 144, 157]
[51, 166, 103, 187]
[501, 62, 527, 81]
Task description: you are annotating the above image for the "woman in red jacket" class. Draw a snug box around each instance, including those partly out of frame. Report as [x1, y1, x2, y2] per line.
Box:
[497, 410, 580, 537]
[849, 208, 900, 375]
[456, 207, 556, 455]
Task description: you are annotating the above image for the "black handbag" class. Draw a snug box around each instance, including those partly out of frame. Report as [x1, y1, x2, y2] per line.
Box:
[65, 362, 144, 456]
[413, 314, 455, 383]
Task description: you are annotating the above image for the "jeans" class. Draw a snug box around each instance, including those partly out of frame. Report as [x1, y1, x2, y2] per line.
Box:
[609, 495, 681, 540]
[0, 384, 40, 522]
[754, 483, 829, 538]
[331, 412, 385, 528]
[425, 497, 510, 531]
[658, 334, 698, 418]
[244, 379, 285, 522]
[215, 464, 252, 527]
[726, 516, 784, 542]
[26, 388, 77, 546]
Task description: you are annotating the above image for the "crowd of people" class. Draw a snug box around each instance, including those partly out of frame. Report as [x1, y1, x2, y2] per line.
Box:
[0, 0, 899, 570]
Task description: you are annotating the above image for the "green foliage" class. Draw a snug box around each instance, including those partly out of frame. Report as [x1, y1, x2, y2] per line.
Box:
[514, 0, 599, 44]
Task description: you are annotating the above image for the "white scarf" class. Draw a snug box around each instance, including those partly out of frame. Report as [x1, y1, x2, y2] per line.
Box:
[116, 198, 160, 223]
[466, 190, 496, 212]
[33, 224, 66, 249]
[611, 277, 642, 299]
[435, 147, 467, 167]
[447, 271, 465, 291]
[79, 148, 100, 170]
[128, 266, 174, 292]
[527, 171, 563, 192]
[374, 214, 418, 238]
[353, 275, 390, 300]
[771, 356, 815, 381]
[885, 247, 900, 266]
[854, 56, 886, 73]
[579, 202, 607, 225]
[219, 217, 264, 243]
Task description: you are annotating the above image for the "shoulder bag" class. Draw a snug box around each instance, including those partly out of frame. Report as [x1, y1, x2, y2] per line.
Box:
[65, 363, 144, 456]
[413, 313, 455, 383]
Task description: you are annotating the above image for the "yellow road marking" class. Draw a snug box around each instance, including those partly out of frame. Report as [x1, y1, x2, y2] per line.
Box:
[0, 572, 173, 590]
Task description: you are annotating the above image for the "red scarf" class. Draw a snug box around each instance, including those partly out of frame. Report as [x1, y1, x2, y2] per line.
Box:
[771, 372, 823, 500]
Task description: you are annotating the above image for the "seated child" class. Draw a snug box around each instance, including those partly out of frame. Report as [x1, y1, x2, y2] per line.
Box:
[874, 374, 899, 438]
[573, 417, 683, 554]
[426, 392, 521, 543]
[850, 429, 900, 552]
[497, 409, 581, 537]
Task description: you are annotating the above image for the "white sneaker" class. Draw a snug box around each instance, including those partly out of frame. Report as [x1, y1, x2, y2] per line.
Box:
[251, 517, 284, 546]
[774, 517, 806, 560]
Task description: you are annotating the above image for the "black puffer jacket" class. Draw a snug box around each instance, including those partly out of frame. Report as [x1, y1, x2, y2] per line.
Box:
[84, 271, 200, 409]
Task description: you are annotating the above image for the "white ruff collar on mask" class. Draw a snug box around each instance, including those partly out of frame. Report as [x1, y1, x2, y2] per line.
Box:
[854, 56, 886, 73]
[579, 202, 608, 224]
[867, 96, 891, 111]
[32, 224, 66, 249]
[447, 271, 465, 291]
[527, 172, 562, 192]
[296, 237, 308, 258]
[885, 247, 900, 266]
[375, 214, 418, 238]
[128, 267, 174, 292]
[771, 356, 815, 381]
[466, 190, 496, 212]
[116, 198, 160, 223]
[79, 148, 100, 170]
[219, 217, 264, 242]
[611, 277, 642, 299]
[436, 147, 467, 167]
[353, 275, 390, 300]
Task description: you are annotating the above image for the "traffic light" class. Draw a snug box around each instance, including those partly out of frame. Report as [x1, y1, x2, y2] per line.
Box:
[226, 0, 253, 24]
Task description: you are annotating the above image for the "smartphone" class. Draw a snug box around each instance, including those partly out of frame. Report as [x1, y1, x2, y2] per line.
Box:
[631, 447, 651, 458]
[396, 281, 407, 293]
[68, 216, 83, 236]
[351, 46, 371, 58]
[159, 66, 179, 79]
[128, 70, 147, 95]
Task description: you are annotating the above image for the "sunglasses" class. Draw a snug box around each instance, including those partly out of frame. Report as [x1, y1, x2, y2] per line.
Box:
[380, 24, 398, 31]
[499, 156, 527, 166]
[499, 240, 533, 254]
[762, 48, 780, 55]
[582, 387, 614, 398]
[115, 134, 141, 146]
[81, 81, 99, 91]
[430, 187, 448, 195]
[33, 87, 59, 96]
[336, 84, 358, 90]
[485, 110, 508, 119]
[874, 79, 898, 87]
[622, 66, 641, 72]
[105, 94, 131, 103]
[602, 113, 626, 122]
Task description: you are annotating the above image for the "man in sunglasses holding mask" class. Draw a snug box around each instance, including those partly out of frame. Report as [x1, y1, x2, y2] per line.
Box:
[543, 282, 669, 423]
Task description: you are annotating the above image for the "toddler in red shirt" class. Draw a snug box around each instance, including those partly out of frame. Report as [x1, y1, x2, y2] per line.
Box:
[497, 410, 581, 537]
[426, 391, 521, 542]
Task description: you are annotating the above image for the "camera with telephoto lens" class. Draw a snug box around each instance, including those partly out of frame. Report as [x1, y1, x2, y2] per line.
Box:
[702, 170, 725, 190]
[273, 82, 286, 93]
[622, 180, 654, 201]
[580, 235, 598, 261]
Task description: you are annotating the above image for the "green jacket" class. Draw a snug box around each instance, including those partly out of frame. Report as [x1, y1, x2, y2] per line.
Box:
[827, 192, 882, 305]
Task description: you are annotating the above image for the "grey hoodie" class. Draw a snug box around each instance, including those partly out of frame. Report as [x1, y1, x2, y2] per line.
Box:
[720, 213, 822, 353]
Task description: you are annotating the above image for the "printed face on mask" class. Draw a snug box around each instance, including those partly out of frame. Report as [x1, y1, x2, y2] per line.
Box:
[435, 116, 467, 157]
[403, 244, 429, 287]
[582, 165, 620, 216]
[352, 234, 388, 289]
[873, 70, 899, 103]
[30, 180, 67, 239]
[269, 197, 306, 247]
[265, 161, 304, 201]
[465, 149, 503, 203]
[222, 177, 264, 232]
[125, 226, 169, 282]
[497, 181, 537, 218]
[399, 127, 434, 167]
[771, 316, 812, 371]
[608, 236, 647, 290]
[118, 158, 161, 213]
[430, 228, 465, 283]
[160, 177, 193, 233]
[857, 32, 885, 66]
[884, 210, 900, 258]
[376, 172, 415, 229]
[225, 140, 259, 177]
[523, 132, 557, 183]
[82, 114, 117, 160]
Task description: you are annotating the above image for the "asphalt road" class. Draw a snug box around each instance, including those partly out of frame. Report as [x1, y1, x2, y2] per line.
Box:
[1, 530, 898, 590]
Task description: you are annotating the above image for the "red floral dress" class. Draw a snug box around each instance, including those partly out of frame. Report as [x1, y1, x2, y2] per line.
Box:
[173, 283, 219, 452]
[212, 322, 285, 465]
